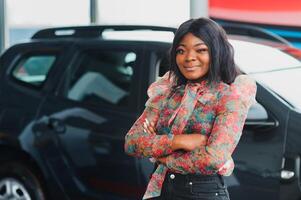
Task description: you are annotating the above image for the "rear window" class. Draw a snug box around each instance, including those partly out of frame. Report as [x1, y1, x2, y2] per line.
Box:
[12, 55, 56, 87]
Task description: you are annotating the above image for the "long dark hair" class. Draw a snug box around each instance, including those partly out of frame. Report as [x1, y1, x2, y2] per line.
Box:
[169, 18, 240, 86]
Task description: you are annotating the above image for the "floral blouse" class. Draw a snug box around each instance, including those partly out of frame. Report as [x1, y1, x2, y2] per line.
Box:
[124, 72, 257, 199]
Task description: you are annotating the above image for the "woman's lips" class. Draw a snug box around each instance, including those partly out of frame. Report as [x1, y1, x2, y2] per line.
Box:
[183, 66, 200, 72]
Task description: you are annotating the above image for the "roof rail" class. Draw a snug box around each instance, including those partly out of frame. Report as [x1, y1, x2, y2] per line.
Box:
[31, 25, 177, 39]
[220, 23, 292, 46]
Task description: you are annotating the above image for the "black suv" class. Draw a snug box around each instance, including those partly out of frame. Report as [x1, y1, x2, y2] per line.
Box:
[0, 25, 301, 200]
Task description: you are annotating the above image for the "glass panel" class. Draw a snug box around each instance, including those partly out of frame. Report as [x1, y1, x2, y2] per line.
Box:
[12, 55, 56, 87]
[252, 68, 301, 110]
[67, 50, 136, 108]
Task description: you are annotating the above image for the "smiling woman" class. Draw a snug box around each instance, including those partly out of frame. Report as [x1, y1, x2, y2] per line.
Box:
[125, 18, 257, 200]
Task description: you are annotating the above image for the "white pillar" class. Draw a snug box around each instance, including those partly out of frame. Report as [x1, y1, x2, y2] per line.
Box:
[90, 0, 98, 24]
[190, 0, 208, 19]
[0, 0, 8, 53]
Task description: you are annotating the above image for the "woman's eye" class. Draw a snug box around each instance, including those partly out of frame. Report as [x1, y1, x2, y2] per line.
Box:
[176, 49, 184, 54]
[196, 48, 208, 53]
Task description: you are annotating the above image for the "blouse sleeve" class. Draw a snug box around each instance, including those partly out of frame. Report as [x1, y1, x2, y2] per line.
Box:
[166, 75, 257, 174]
[124, 72, 174, 158]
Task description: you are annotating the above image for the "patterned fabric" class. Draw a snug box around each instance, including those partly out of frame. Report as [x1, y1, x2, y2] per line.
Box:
[124, 72, 257, 199]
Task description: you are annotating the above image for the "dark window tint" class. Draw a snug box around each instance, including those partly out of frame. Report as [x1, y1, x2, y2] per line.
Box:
[12, 55, 56, 87]
[158, 55, 169, 77]
[67, 50, 136, 108]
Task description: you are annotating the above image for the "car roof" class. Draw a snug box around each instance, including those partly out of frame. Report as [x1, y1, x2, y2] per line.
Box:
[30, 25, 301, 74]
[31, 25, 176, 42]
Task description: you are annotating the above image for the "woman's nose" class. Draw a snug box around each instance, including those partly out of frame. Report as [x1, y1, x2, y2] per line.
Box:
[185, 51, 196, 62]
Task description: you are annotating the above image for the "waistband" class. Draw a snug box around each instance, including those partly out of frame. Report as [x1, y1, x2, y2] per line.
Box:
[166, 171, 224, 183]
[164, 171, 228, 197]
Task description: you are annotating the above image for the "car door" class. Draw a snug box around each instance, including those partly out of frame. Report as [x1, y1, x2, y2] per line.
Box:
[34, 42, 146, 200]
[0, 42, 70, 136]
[226, 82, 289, 200]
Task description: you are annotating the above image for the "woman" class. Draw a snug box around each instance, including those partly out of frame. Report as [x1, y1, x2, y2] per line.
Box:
[124, 18, 256, 200]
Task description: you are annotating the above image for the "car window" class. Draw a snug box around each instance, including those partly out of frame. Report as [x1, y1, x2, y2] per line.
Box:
[12, 55, 56, 87]
[67, 50, 136, 108]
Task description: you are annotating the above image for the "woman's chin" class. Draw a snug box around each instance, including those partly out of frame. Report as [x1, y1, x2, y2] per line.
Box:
[184, 75, 204, 81]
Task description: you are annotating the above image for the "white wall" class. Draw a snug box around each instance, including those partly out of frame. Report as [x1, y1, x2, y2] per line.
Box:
[7, 0, 190, 28]
[6, 0, 191, 46]
[97, 0, 190, 27]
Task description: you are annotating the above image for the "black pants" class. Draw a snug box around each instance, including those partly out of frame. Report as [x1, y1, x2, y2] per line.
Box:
[150, 171, 230, 200]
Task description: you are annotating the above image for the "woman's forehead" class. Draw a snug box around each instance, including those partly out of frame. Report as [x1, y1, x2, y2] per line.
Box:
[178, 33, 207, 47]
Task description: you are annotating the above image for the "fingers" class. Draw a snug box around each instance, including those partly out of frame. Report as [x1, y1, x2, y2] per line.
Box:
[143, 121, 155, 134]
[143, 118, 156, 135]
[146, 119, 156, 134]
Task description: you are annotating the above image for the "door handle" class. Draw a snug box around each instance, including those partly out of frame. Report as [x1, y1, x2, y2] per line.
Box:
[281, 170, 295, 180]
[48, 118, 66, 133]
[244, 119, 279, 131]
[280, 155, 301, 200]
[281, 155, 300, 182]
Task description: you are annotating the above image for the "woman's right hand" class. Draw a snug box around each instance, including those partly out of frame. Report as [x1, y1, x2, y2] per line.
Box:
[172, 134, 208, 151]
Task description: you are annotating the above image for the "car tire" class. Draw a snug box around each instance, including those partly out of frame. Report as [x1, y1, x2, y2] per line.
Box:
[0, 162, 46, 200]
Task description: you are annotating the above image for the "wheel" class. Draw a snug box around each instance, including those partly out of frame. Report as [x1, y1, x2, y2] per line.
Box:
[0, 162, 46, 200]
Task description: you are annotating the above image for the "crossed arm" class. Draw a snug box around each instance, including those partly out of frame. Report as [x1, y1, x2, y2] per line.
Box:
[124, 94, 248, 175]
[124, 106, 207, 158]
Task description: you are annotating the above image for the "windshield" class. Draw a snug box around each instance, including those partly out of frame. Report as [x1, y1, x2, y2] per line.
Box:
[252, 68, 301, 110]
[231, 40, 301, 73]
[231, 39, 301, 110]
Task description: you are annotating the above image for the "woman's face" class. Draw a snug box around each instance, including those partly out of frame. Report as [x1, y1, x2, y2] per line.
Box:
[176, 33, 210, 82]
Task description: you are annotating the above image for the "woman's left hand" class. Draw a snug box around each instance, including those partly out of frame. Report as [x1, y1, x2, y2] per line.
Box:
[143, 118, 157, 135]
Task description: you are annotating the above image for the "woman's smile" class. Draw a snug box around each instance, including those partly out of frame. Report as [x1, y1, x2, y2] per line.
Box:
[183, 65, 202, 71]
